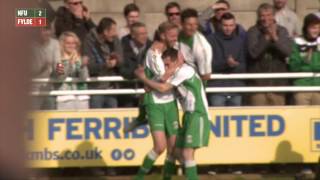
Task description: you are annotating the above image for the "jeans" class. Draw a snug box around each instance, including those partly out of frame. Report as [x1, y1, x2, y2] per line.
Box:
[90, 95, 118, 109]
[208, 94, 242, 107]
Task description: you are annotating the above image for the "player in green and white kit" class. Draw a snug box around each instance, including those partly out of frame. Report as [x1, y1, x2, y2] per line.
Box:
[135, 48, 210, 180]
[125, 8, 212, 134]
[134, 22, 183, 180]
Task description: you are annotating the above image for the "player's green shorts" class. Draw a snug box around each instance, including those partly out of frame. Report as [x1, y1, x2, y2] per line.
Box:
[176, 112, 210, 148]
[145, 101, 179, 137]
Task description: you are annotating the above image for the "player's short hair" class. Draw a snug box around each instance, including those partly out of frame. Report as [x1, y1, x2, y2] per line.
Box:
[153, 22, 179, 41]
[123, 3, 140, 17]
[165, 2, 181, 14]
[96, 17, 116, 34]
[162, 48, 178, 61]
[130, 22, 146, 33]
[181, 8, 198, 23]
[158, 21, 179, 33]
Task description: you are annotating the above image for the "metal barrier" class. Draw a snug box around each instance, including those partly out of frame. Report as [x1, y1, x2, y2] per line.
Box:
[32, 73, 320, 96]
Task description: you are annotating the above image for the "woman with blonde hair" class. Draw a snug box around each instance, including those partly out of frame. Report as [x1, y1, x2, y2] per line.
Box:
[55, 31, 90, 109]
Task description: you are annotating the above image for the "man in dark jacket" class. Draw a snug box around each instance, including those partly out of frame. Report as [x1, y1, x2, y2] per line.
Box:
[199, 0, 246, 40]
[207, 12, 247, 106]
[248, 3, 292, 106]
[55, 0, 95, 41]
[120, 22, 152, 79]
[119, 22, 152, 107]
[83, 17, 123, 109]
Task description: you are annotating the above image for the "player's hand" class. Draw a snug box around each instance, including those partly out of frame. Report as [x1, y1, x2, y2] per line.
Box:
[151, 42, 165, 52]
[144, 85, 151, 92]
[134, 66, 146, 80]
[177, 51, 185, 66]
[201, 74, 211, 81]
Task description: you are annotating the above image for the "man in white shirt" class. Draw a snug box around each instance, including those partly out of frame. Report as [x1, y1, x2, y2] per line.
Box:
[273, 0, 301, 37]
[179, 8, 213, 81]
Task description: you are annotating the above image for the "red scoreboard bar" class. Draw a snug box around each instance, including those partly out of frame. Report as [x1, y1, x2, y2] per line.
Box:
[16, 8, 47, 27]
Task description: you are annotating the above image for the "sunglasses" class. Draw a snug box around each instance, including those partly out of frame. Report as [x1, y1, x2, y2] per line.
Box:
[167, 12, 181, 17]
[68, 1, 83, 5]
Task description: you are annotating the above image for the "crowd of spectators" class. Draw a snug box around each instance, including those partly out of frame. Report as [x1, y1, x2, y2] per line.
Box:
[32, 0, 320, 110]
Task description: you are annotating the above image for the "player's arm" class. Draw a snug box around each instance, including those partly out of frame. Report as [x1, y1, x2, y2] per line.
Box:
[147, 45, 166, 78]
[198, 34, 213, 81]
[135, 67, 174, 93]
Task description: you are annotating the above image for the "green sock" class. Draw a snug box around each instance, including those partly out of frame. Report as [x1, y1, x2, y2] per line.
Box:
[163, 158, 176, 180]
[135, 150, 158, 179]
[185, 160, 198, 180]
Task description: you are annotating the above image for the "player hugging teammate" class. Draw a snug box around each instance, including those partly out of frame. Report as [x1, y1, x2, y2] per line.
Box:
[131, 8, 212, 180]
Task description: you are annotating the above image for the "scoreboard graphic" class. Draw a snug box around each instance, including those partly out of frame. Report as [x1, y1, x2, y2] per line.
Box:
[16, 8, 47, 27]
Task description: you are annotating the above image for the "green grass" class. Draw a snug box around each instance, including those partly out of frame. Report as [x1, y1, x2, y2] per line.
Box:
[128, 174, 295, 180]
[31, 174, 301, 180]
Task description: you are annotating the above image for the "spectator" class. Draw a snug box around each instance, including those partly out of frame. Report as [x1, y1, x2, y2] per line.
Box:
[199, 0, 229, 35]
[55, 31, 90, 110]
[165, 2, 181, 28]
[199, 0, 246, 39]
[121, 22, 152, 78]
[289, 13, 320, 105]
[32, 27, 60, 110]
[55, 0, 95, 41]
[119, 3, 141, 39]
[207, 13, 247, 106]
[83, 17, 123, 109]
[248, 3, 292, 106]
[273, 0, 301, 37]
[179, 8, 212, 81]
[119, 22, 152, 107]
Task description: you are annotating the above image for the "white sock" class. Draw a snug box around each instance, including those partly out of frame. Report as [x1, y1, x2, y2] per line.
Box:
[184, 160, 196, 168]
[147, 149, 159, 160]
